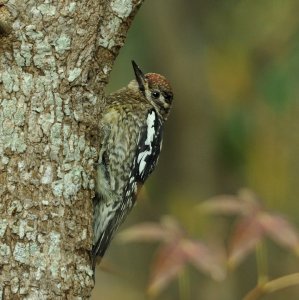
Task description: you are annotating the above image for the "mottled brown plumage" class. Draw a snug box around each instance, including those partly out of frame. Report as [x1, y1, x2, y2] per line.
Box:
[92, 61, 173, 273]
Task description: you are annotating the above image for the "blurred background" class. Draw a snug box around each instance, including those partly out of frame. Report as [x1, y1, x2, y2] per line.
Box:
[92, 0, 299, 299]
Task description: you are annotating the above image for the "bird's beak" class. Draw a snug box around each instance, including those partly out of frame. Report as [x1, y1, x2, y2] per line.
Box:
[132, 60, 145, 93]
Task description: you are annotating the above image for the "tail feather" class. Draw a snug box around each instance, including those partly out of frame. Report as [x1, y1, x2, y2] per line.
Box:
[91, 190, 137, 279]
[91, 192, 114, 276]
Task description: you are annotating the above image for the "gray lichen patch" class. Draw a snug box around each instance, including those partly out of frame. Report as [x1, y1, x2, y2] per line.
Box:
[5, 132, 27, 153]
[68, 67, 82, 82]
[2, 98, 17, 118]
[98, 17, 122, 49]
[63, 167, 83, 197]
[68, 2, 77, 12]
[14, 97, 27, 126]
[54, 93, 64, 121]
[36, 3, 56, 16]
[21, 73, 33, 95]
[33, 49, 56, 71]
[0, 96, 26, 126]
[111, 0, 133, 19]
[50, 122, 62, 160]
[54, 34, 71, 54]
[1, 68, 20, 93]
[39, 111, 55, 135]
[48, 231, 61, 277]
[40, 164, 53, 184]
[63, 133, 86, 163]
[13, 242, 30, 264]
[14, 42, 33, 67]
[12, 219, 36, 240]
[28, 113, 43, 143]
[98, 0, 140, 50]
[51, 166, 84, 199]
[13, 241, 43, 273]
[1, 155, 9, 165]
[0, 244, 11, 264]
[0, 96, 28, 153]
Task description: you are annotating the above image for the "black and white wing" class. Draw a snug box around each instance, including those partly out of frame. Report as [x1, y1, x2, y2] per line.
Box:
[92, 108, 163, 267]
[129, 108, 163, 186]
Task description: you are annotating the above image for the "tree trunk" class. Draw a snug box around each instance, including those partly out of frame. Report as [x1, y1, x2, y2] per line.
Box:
[0, 0, 143, 298]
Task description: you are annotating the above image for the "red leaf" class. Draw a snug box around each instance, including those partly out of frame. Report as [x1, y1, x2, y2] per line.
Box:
[229, 215, 263, 267]
[148, 242, 186, 297]
[258, 213, 299, 254]
[182, 240, 226, 281]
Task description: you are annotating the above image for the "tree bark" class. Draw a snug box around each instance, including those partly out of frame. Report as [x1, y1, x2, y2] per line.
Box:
[0, 0, 143, 298]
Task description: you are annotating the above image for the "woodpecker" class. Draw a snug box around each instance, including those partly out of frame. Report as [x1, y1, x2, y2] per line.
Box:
[92, 61, 173, 270]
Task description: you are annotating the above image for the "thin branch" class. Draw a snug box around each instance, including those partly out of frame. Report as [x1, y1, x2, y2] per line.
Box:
[243, 273, 299, 300]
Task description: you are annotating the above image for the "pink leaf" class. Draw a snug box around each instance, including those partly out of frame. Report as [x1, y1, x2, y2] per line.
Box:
[199, 195, 244, 215]
[229, 215, 263, 267]
[182, 240, 226, 281]
[259, 213, 299, 254]
[148, 242, 186, 297]
[199, 192, 258, 216]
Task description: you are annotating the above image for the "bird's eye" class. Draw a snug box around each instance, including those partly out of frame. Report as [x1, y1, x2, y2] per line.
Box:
[151, 91, 160, 99]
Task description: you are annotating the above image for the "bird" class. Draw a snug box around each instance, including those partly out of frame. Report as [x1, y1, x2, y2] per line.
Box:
[91, 60, 173, 272]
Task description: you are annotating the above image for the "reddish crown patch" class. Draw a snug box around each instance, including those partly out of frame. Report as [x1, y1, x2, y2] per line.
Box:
[145, 73, 172, 92]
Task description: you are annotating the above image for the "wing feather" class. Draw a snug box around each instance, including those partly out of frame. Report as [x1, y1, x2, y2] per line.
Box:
[92, 107, 163, 263]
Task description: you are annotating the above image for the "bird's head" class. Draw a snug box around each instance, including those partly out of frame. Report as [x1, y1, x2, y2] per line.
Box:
[129, 60, 173, 120]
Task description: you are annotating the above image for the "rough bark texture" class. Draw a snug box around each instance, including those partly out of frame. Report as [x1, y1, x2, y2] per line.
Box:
[0, 0, 143, 298]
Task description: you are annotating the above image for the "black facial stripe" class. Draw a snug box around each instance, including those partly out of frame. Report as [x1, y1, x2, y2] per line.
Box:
[162, 91, 173, 103]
